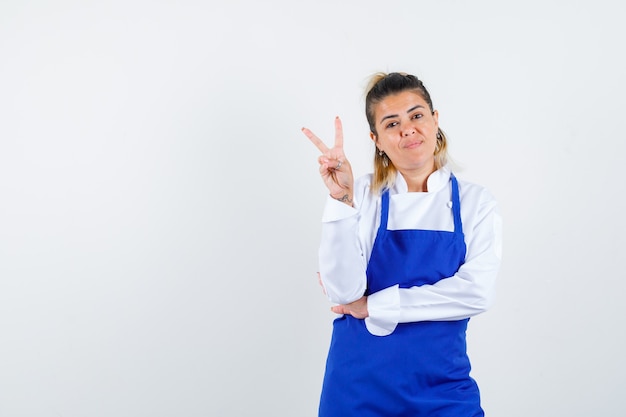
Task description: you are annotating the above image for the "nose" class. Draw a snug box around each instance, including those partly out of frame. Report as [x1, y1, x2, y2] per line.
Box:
[403, 127, 416, 137]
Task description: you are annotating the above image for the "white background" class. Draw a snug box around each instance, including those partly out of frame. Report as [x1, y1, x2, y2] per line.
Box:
[1, 1, 625, 416]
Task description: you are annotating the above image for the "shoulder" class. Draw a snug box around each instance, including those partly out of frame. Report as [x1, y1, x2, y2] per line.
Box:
[455, 174, 489, 193]
[456, 176, 497, 211]
[353, 173, 378, 209]
[355, 173, 374, 192]
[456, 178, 493, 197]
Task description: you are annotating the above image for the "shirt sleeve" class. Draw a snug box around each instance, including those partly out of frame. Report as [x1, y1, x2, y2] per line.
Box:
[318, 186, 370, 305]
[364, 187, 503, 336]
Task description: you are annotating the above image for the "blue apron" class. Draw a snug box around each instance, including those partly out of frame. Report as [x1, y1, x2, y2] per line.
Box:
[319, 175, 483, 417]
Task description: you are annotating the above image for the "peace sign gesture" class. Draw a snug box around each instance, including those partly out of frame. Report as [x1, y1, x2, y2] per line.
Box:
[302, 117, 354, 205]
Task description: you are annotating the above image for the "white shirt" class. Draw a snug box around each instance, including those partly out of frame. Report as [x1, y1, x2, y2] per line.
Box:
[319, 166, 503, 336]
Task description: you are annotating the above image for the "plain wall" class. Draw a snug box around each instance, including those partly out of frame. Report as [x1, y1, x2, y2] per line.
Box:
[1, 0, 625, 416]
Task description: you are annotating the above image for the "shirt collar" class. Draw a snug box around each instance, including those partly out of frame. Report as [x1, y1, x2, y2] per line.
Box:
[392, 165, 451, 194]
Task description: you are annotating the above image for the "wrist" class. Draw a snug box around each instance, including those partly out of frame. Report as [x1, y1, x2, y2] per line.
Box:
[332, 193, 353, 206]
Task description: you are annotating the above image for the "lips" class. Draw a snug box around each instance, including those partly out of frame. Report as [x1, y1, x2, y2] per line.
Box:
[404, 140, 424, 149]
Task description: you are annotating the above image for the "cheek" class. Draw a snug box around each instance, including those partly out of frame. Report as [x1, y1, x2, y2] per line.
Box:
[376, 135, 391, 149]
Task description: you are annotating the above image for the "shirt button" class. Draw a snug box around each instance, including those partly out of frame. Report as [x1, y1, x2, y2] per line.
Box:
[447, 201, 453, 208]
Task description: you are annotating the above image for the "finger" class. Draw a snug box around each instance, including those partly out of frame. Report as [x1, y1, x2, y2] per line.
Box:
[319, 161, 341, 180]
[302, 127, 330, 154]
[318, 159, 329, 175]
[319, 155, 345, 172]
[334, 117, 344, 149]
[318, 155, 336, 167]
[331, 305, 344, 314]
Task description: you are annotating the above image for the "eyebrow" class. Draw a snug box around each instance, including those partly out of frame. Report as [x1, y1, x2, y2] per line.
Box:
[379, 104, 426, 124]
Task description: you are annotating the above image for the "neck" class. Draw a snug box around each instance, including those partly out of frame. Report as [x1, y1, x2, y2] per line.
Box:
[398, 163, 437, 192]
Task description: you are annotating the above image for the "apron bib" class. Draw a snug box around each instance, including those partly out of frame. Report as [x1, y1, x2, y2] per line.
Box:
[319, 175, 484, 417]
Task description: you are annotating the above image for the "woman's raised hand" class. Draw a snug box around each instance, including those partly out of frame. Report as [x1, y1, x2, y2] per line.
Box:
[302, 117, 354, 205]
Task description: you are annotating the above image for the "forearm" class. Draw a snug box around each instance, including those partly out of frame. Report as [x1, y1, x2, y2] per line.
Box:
[365, 265, 497, 336]
[366, 200, 503, 336]
[318, 198, 368, 305]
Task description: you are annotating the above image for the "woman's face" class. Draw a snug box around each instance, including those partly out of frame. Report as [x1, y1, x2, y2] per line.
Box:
[370, 91, 439, 173]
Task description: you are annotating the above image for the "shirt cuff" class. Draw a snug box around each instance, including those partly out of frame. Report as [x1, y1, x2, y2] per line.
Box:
[364, 284, 400, 336]
[321, 195, 357, 223]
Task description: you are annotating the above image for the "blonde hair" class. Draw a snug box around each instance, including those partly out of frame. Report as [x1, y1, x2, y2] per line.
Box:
[365, 72, 449, 193]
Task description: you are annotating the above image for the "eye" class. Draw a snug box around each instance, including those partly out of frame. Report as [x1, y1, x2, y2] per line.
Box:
[411, 113, 423, 120]
[385, 121, 399, 129]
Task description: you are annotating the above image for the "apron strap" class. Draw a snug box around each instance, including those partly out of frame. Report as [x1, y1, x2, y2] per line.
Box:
[450, 174, 463, 233]
[379, 190, 390, 231]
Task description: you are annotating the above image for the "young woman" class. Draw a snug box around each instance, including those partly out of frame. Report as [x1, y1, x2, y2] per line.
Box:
[302, 72, 502, 416]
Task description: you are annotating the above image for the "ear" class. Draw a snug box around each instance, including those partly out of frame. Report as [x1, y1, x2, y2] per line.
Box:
[432, 109, 439, 129]
[370, 131, 377, 144]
